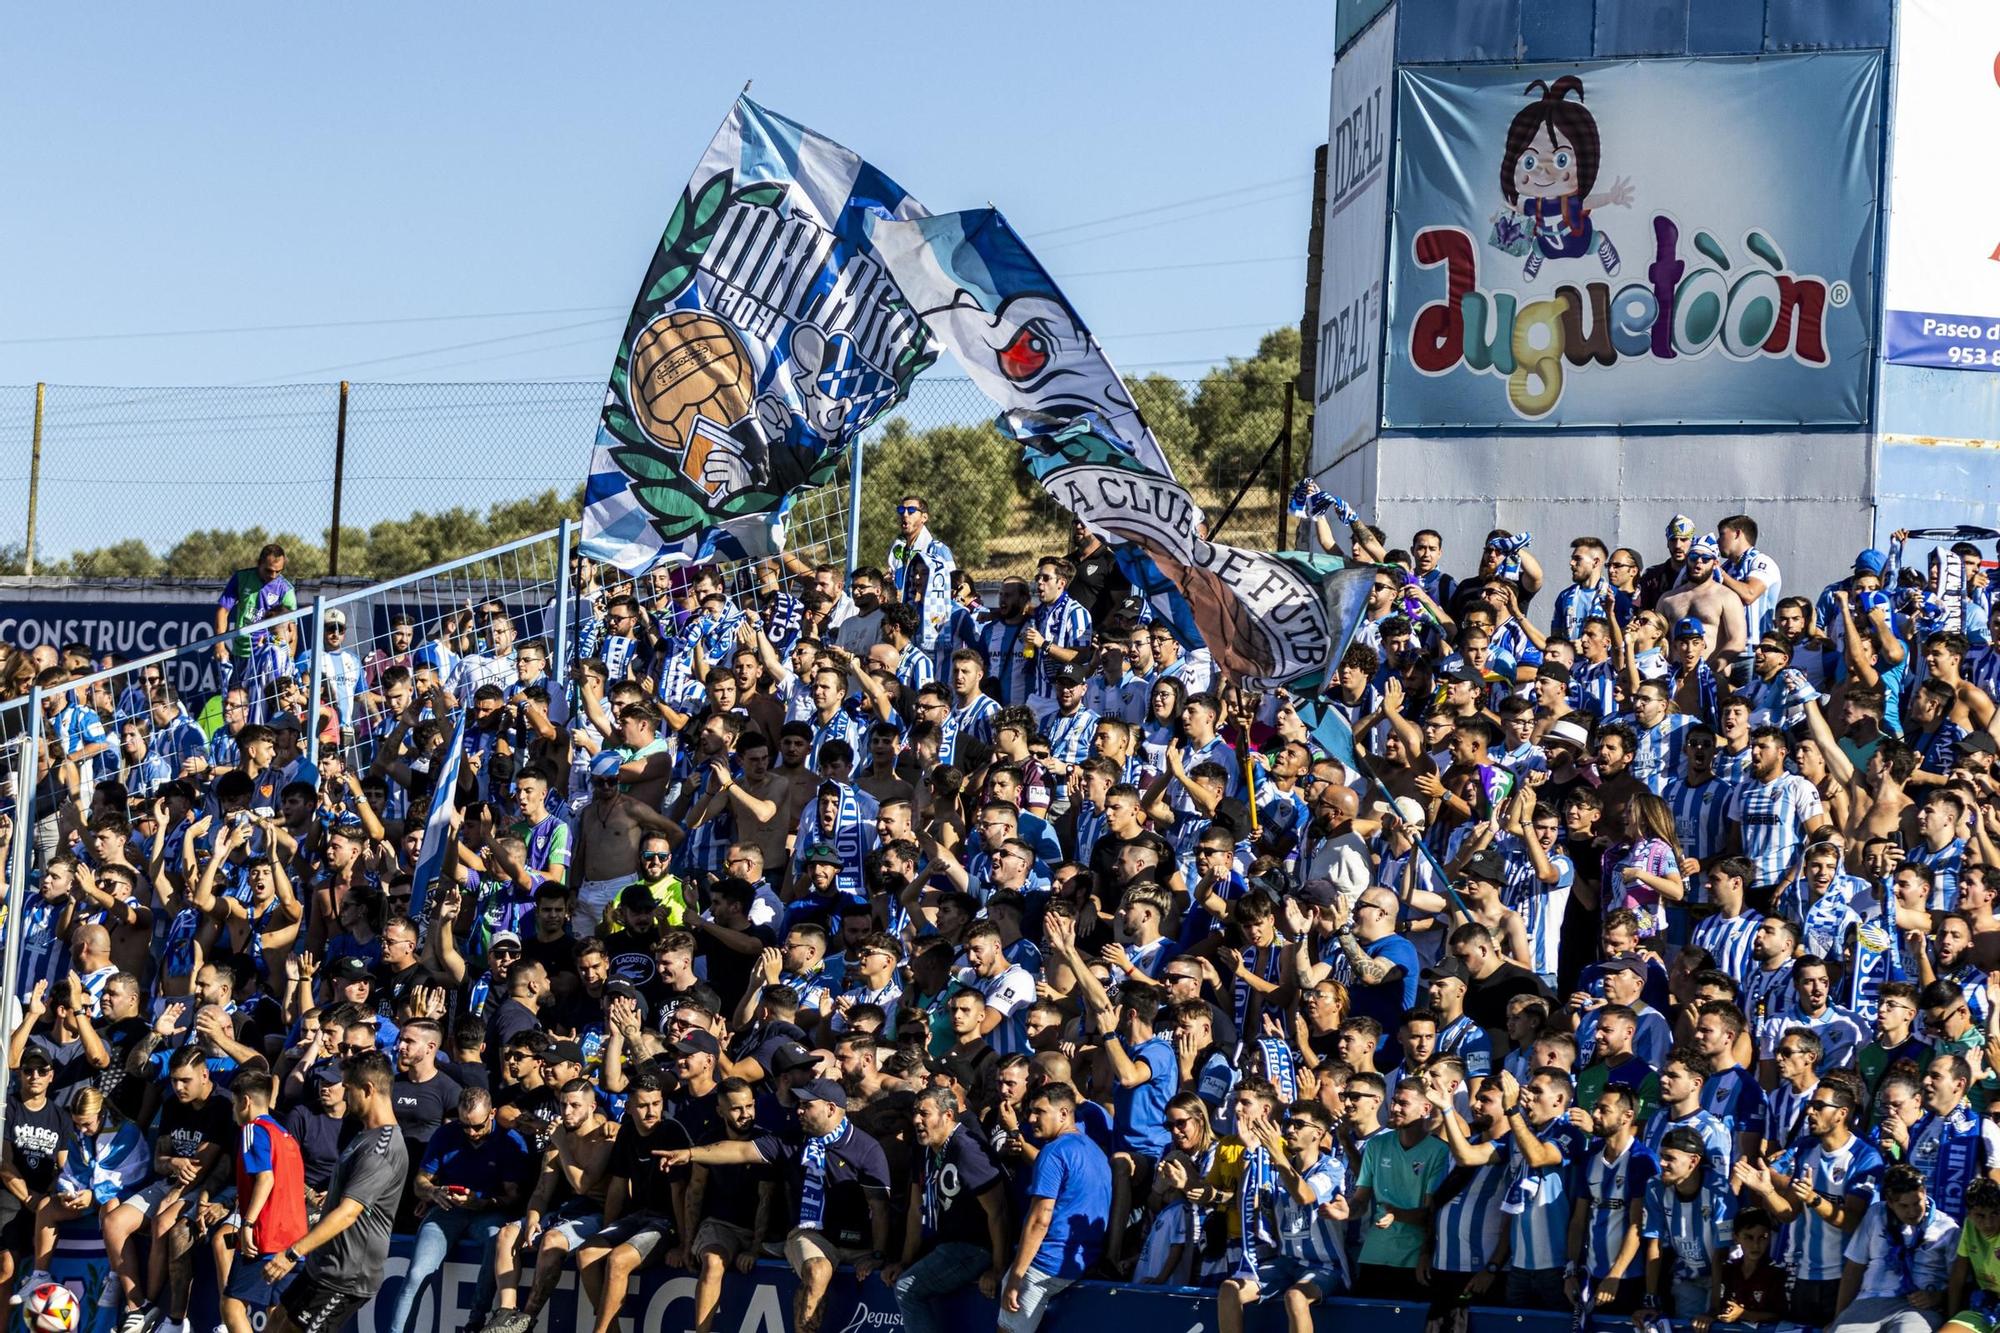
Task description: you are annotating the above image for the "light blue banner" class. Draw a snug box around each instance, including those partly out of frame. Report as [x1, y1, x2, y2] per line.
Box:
[1383, 53, 1882, 429]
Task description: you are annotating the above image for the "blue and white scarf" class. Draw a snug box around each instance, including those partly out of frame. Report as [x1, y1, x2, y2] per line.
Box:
[798, 1119, 853, 1232]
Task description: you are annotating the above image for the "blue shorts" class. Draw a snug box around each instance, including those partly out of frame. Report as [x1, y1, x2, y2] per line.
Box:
[224, 1252, 297, 1308]
[1253, 1255, 1341, 1297]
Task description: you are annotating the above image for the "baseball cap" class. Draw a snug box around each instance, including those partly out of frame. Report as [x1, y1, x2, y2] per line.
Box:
[489, 930, 522, 951]
[770, 1041, 819, 1074]
[1049, 668, 1083, 687]
[1370, 796, 1427, 830]
[1599, 955, 1646, 975]
[669, 1030, 721, 1058]
[1296, 878, 1340, 908]
[1957, 731, 2000, 758]
[799, 843, 843, 868]
[589, 751, 624, 780]
[1421, 958, 1469, 984]
[618, 883, 656, 910]
[794, 1077, 849, 1109]
[1666, 514, 1696, 540]
[310, 1061, 346, 1087]
[926, 1050, 981, 1087]
[268, 712, 304, 733]
[546, 1040, 586, 1067]
[324, 609, 348, 628]
[328, 956, 371, 985]
[1461, 848, 1506, 884]
[1854, 549, 1889, 576]
[1687, 534, 1720, 561]
[1672, 617, 1708, 641]
[1534, 660, 1572, 686]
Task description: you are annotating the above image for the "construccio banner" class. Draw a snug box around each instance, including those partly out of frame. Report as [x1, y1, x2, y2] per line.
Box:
[1884, 0, 2000, 370]
[1383, 52, 1882, 428]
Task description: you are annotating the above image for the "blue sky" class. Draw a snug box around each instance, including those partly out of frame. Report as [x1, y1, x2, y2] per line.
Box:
[0, 2, 1334, 553]
[2, 1, 1332, 383]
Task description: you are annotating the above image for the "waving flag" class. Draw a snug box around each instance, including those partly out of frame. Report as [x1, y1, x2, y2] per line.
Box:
[1027, 420, 1374, 690]
[581, 96, 938, 573]
[874, 208, 1176, 477]
[409, 703, 467, 926]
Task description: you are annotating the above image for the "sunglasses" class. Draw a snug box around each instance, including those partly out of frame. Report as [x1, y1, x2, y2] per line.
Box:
[642, 852, 673, 862]
[340, 1043, 371, 1056]
[896, 505, 925, 516]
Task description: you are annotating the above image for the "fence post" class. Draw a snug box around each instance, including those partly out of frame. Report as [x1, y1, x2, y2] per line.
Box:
[843, 436, 866, 576]
[553, 518, 575, 686]
[306, 595, 328, 770]
[0, 688, 44, 1116]
[328, 380, 351, 577]
[1277, 384, 1295, 550]
[24, 383, 44, 575]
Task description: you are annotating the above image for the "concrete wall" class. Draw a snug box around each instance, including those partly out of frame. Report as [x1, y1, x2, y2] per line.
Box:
[1319, 430, 1877, 594]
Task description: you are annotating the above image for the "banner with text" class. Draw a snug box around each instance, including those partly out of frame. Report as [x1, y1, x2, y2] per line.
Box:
[1310, 2, 1396, 473]
[1884, 0, 2000, 370]
[1023, 421, 1373, 691]
[1383, 53, 1882, 428]
[581, 97, 937, 573]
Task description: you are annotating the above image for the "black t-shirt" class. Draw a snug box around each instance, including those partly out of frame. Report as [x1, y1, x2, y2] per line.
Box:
[609, 1116, 683, 1217]
[754, 1119, 892, 1249]
[520, 933, 581, 989]
[5, 1094, 65, 1192]
[157, 1089, 236, 1162]
[700, 1137, 776, 1229]
[496, 1082, 560, 1152]
[95, 1018, 154, 1120]
[915, 1124, 1004, 1247]
[698, 922, 777, 1014]
[1068, 546, 1130, 626]
[375, 962, 434, 1019]
[668, 1088, 722, 1151]
[603, 925, 662, 986]
[1464, 961, 1552, 1047]
[281, 1103, 346, 1192]
[391, 1069, 462, 1146]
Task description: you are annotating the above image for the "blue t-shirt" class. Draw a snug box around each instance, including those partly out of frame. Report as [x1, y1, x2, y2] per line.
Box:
[1111, 1034, 1180, 1158]
[1028, 1131, 1113, 1278]
[1346, 933, 1422, 1034]
[418, 1120, 532, 1193]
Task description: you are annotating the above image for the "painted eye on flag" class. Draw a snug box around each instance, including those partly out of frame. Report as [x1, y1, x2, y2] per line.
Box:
[998, 324, 1051, 381]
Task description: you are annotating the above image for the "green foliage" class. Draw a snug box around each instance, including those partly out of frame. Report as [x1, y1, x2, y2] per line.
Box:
[855, 418, 1018, 569]
[1189, 325, 1300, 476]
[47, 489, 582, 582]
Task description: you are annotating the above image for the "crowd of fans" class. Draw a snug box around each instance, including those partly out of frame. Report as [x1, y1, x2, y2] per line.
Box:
[7, 493, 2000, 1333]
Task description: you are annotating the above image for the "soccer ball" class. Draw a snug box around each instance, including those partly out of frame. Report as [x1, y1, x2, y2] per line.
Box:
[23, 1283, 80, 1333]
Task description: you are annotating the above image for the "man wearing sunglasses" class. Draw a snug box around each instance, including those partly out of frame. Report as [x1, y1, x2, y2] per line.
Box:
[1743, 1079, 1879, 1327]
[887, 495, 956, 655]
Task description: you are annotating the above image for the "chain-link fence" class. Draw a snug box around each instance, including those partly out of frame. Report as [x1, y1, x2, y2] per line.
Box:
[0, 370, 1297, 585]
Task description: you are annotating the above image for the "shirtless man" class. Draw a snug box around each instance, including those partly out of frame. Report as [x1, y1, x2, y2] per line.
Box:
[1922, 632, 1997, 735]
[1801, 694, 1916, 841]
[710, 731, 788, 868]
[1657, 535, 1747, 667]
[572, 754, 683, 937]
[487, 1078, 616, 1333]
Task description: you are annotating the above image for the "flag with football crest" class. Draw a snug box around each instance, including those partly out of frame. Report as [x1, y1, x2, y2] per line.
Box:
[581, 97, 937, 573]
[874, 209, 1373, 690]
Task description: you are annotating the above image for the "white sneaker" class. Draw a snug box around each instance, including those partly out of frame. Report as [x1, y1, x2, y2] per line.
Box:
[97, 1276, 120, 1310]
[10, 1271, 54, 1306]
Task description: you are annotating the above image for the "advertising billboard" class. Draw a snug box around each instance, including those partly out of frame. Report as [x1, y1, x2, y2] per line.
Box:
[1884, 0, 2000, 370]
[1382, 53, 1883, 429]
[1310, 3, 1397, 473]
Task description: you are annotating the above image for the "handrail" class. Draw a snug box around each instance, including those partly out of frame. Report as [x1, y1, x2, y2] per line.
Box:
[24, 525, 564, 711]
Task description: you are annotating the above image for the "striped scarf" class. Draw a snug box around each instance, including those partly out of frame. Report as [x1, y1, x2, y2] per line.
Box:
[821, 783, 866, 895]
[1259, 1038, 1298, 1101]
[1074, 801, 1106, 864]
[1237, 1140, 1275, 1278]
[798, 1119, 851, 1231]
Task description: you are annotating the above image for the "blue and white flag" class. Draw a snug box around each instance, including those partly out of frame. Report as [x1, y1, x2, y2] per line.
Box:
[409, 703, 467, 925]
[872, 208, 1178, 479]
[581, 97, 937, 573]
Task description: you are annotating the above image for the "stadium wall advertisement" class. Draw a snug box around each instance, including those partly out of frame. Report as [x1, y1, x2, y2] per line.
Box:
[1382, 52, 1883, 429]
[1309, 2, 1396, 476]
[1882, 0, 2000, 370]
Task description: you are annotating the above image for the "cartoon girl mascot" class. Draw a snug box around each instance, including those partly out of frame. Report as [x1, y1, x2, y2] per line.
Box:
[1488, 76, 1632, 281]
